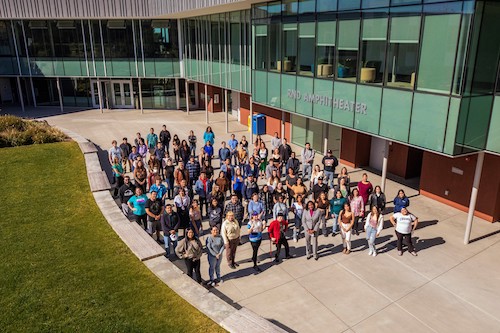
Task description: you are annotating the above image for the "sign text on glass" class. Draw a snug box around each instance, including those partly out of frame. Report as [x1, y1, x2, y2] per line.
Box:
[287, 89, 367, 115]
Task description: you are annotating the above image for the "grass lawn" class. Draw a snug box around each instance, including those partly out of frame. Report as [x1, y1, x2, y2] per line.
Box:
[0, 142, 225, 333]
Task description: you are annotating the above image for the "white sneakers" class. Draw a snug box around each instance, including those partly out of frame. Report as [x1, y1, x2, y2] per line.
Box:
[372, 251, 377, 257]
[368, 249, 373, 256]
[368, 249, 377, 257]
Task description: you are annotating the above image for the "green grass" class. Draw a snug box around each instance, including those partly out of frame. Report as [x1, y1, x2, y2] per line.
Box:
[0, 142, 225, 333]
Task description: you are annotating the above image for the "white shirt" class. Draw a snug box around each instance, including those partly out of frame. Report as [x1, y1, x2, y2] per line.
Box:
[393, 213, 416, 234]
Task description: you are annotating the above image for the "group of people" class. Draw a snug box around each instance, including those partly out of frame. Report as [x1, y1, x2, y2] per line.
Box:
[109, 126, 419, 286]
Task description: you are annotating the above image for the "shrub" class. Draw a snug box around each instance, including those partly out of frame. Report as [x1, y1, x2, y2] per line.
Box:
[0, 115, 67, 147]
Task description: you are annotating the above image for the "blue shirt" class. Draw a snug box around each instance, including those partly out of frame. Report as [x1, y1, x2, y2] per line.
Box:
[146, 133, 158, 148]
[203, 131, 215, 145]
[204, 145, 214, 157]
[228, 139, 238, 151]
[232, 175, 243, 192]
[247, 200, 264, 215]
[128, 194, 148, 216]
[150, 184, 167, 199]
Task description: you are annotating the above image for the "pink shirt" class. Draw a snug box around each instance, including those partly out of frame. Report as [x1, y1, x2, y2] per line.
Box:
[350, 196, 364, 216]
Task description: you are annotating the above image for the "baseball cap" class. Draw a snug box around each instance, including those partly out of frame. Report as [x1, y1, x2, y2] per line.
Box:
[277, 212, 284, 217]
[252, 211, 259, 216]
[170, 234, 178, 241]
[327, 149, 332, 154]
[318, 176, 324, 180]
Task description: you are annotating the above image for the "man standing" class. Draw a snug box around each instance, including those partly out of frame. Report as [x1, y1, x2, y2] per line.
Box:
[119, 176, 136, 218]
[221, 158, 233, 182]
[161, 204, 180, 257]
[108, 140, 123, 165]
[302, 200, 321, 260]
[224, 194, 245, 227]
[286, 151, 300, 176]
[146, 128, 158, 154]
[228, 134, 239, 165]
[128, 146, 139, 172]
[186, 155, 201, 187]
[218, 141, 231, 167]
[268, 213, 291, 263]
[271, 132, 282, 152]
[120, 137, 132, 173]
[301, 142, 315, 181]
[279, 138, 292, 176]
[146, 190, 164, 243]
[174, 161, 190, 189]
[322, 149, 339, 188]
[242, 174, 259, 202]
[221, 211, 241, 269]
[194, 172, 211, 217]
[312, 176, 329, 201]
[160, 125, 171, 155]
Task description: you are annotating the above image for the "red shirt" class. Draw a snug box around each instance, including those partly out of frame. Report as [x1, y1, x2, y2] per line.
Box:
[268, 219, 289, 244]
[357, 181, 373, 205]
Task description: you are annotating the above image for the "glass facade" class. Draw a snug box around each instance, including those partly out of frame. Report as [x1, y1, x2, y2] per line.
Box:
[251, 0, 500, 156]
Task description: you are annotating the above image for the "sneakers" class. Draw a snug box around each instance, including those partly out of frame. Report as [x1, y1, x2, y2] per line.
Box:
[293, 237, 298, 243]
[234, 262, 240, 267]
[410, 251, 418, 257]
[314, 256, 319, 261]
[398, 251, 403, 256]
[229, 264, 236, 269]
[368, 249, 373, 256]
[306, 255, 313, 260]
[372, 251, 377, 257]
[210, 281, 216, 287]
[253, 265, 261, 272]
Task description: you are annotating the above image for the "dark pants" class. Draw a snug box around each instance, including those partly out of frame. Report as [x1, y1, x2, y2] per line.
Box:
[225, 238, 239, 265]
[396, 230, 415, 252]
[165, 178, 174, 199]
[353, 216, 362, 232]
[250, 239, 261, 266]
[185, 258, 201, 283]
[135, 214, 147, 230]
[113, 175, 124, 196]
[275, 233, 290, 260]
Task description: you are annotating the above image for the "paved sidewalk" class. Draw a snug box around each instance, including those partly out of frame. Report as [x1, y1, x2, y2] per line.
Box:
[37, 107, 500, 333]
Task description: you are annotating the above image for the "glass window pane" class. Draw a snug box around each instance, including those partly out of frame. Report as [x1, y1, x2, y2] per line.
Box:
[282, 23, 298, 73]
[269, 23, 282, 71]
[254, 25, 268, 70]
[253, 4, 268, 19]
[268, 1, 283, 17]
[362, 0, 389, 8]
[291, 114, 307, 146]
[337, 20, 360, 81]
[317, 0, 338, 12]
[283, 0, 298, 16]
[486, 97, 500, 153]
[379, 88, 412, 142]
[362, 18, 387, 41]
[316, 21, 336, 78]
[389, 16, 420, 43]
[360, 18, 387, 84]
[299, 22, 315, 76]
[299, 0, 315, 14]
[230, 15, 240, 64]
[338, 0, 361, 11]
[417, 14, 461, 94]
[391, 0, 420, 5]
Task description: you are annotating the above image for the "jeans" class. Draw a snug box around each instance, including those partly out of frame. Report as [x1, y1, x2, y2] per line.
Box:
[165, 178, 173, 199]
[190, 144, 196, 156]
[207, 253, 222, 281]
[250, 239, 262, 266]
[319, 209, 327, 236]
[293, 216, 302, 240]
[185, 258, 202, 283]
[302, 164, 312, 180]
[164, 232, 178, 256]
[396, 230, 415, 253]
[331, 213, 339, 233]
[366, 225, 377, 253]
[121, 203, 133, 219]
[324, 171, 334, 188]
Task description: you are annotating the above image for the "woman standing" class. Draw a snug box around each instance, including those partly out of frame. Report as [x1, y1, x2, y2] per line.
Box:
[310, 165, 324, 185]
[232, 167, 244, 200]
[357, 173, 373, 211]
[390, 207, 418, 256]
[364, 206, 384, 257]
[291, 194, 304, 242]
[164, 158, 175, 199]
[127, 187, 148, 230]
[174, 188, 191, 236]
[368, 185, 386, 212]
[339, 202, 354, 254]
[267, 169, 280, 193]
[137, 138, 148, 161]
[247, 212, 265, 272]
[259, 185, 273, 220]
[273, 182, 287, 203]
[329, 190, 346, 236]
[335, 177, 350, 200]
[215, 171, 230, 197]
[112, 156, 124, 197]
[206, 226, 224, 286]
[258, 142, 268, 179]
[172, 134, 181, 163]
[201, 159, 214, 180]
[350, 188, 364, 235]
[203, 141, 214, 161]
[208, 184, 225, 208]
[208, 198, 223, 230]
[337, 167, 350, 187]
[237, 143, 248, 166]
[302, 200, 321, 260]
[291, 177, 308, 200]
[203, 126, 215, 145]
[189, 199, 203, 237]
[188, 130, 197, 156]
[316, 192, 330, 237]
[285, 167, 298, 206]
[240, 135, 249, 151]
[175, 228, 203, 283]
[133, 160, 147, 193]
[221, 211, 241, 269]
[254, 135, 263, 151]
[180, 140, 191, 165]
[393, 189, 410, 213]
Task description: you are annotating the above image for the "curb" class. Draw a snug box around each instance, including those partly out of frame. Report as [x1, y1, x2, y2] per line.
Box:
[58, 126, 287, 333]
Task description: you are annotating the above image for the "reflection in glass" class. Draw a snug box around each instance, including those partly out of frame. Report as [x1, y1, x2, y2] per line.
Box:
[298, 22, 315, 76]
[282, 23, 297, 73]
[337, 20, 360, 81]
[269, 22, 281, 71]
[254, 25, 268, 70]
[360, 18, 387, 84]
[316, 21, 336, 78]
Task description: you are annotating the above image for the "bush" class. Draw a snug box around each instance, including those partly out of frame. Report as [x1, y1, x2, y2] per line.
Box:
[0, 115, 67, 147]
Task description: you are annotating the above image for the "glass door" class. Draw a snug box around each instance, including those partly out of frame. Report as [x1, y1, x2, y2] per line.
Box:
[110, 80, 134, 108]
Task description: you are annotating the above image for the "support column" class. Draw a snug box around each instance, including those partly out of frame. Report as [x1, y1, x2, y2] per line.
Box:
[464, 152, 485, 245]
[381, 140, 390, 193]
[138, 78, 143, 114]
[281, 111, 285, 140]
[185, 80, 190, 115]
[175, 78, 180, 110]
[16, 77, 24, 112]
[29, 77, 37, 108]
[205, 84, 209, 124]
[56, 77, 63, 113]
[250, 96, 253, 143]
[225, 89, 229, 133]
[97, 78, 103, 113]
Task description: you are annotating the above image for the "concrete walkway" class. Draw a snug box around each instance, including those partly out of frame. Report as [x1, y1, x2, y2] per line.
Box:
[36, 107, 500, 333]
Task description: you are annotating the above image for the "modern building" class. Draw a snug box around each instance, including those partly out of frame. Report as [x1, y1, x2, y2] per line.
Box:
[0, 0, 499, 224]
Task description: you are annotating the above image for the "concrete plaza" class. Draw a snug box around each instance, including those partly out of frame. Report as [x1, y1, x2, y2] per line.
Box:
[19, 106, 500, 333]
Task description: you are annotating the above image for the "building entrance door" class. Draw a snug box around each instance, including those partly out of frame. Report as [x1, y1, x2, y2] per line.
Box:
[91, 80, 134, 109]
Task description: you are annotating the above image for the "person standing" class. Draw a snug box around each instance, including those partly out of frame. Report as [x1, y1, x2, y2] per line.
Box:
[174, 188, 191, 236]
[237, 143, 248, 166]
[316, 192, 330, 237]
[339, 202, 354, 254]
[189, 199, 203, 237]
[357, 173, 373, 212]
[137, 138, 148, 161]
[172, 134, 181, 163]
[271, 132, 282, 152]
[206, 226, 224, 286]
[228, 134, 239, 165]
[337, 167, 350, 187]
[268, 213, 290, 263]
[160, 125, 171, 155]
[302, 201, 321, 260]
[175, 228, 203, 284]
[194, 172, 211, 217]
[161, 204, 180, 257]
[154, 142, 165, 180]
[286, 152, 300, 176]
[279, 138, 292, 176]
[364, 206, 384, 257]
[108, 140, 123, 165]
[146, 128, 158, 154]
[301, 142, 315, 181]
[120, 137, 132, 173]
[231, 167, 244, 200]
[149, 175, 167, 202]
[127, 187, 148, 230]
[393, 189, 410, 213]
[111, 156, 124, 197]
[221, 211, 241, 269]
[312, 176, 328, 201]
[224, 194, 245, 228]
[164, 158, 175, 200]
[186, 155, 201, 187]
[133, 160, 147, 193]
[174, 161, 190, 189]
[245, 156, 259, 179]
[291, 194, 304, 242]
[368, 185, 386, 212]
[272, 194, 288, 222]
[322, 149, 338, 188]
[218, 141, 231, 167]
[390, 207, 418, 256]
[145, 190, 164, 242]
[247, 192, 265, 220]
[203, 126, 215, 145]
[247, 212, 265, 272]
[119, 176, 136, 218]
[285, 167, 298, 207]
[258, 142, 268, 179]
[208, 198, 223, 230]
[188, 130, 197, 156]
[329, 190, 346, 236]
[350, 188, 364, 235]
[242, 174, 259, 203]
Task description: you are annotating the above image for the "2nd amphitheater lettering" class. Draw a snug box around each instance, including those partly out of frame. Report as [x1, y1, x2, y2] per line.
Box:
[287, 89, 367, 115]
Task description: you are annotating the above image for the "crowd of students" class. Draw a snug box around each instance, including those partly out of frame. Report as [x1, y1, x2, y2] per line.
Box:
[108, 125, 419, 286]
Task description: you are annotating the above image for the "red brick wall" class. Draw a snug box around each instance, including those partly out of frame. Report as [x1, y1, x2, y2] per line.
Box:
[340, 128, 371, 167]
